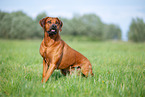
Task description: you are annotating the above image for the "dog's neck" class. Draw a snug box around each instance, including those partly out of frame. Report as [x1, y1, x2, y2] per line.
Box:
[44, 31, 61, 47]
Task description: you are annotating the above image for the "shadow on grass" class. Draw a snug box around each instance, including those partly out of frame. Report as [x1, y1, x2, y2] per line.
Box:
[49, 70, 65, 81]
[45, 70, 94, 82]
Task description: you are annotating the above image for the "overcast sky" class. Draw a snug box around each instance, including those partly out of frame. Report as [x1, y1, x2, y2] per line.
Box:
[0, 0, 145, 41]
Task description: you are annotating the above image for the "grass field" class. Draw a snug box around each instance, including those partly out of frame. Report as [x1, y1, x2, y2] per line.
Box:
[0, 39, 144, 97]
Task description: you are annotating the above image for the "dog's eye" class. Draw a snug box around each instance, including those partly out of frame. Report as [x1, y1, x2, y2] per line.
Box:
[55, 21, 59, 24]
[47, 21, 51, 24]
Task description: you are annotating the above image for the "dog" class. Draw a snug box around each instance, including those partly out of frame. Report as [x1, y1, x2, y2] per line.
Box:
[39, 17, 93, 83]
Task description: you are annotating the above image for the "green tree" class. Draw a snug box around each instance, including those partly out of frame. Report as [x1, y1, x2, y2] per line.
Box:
[81, 14, 104, 39]
[0, 11, 122, 40]
[34, 12, 47, 38]
[103, 24, 121, 40]
[0, 11, 8, 20]
[35, 12, 47, 23]
[9, 14, 35, 39]
[128, 18, 145, 42]
[61, 14, 104, 40]
[60, 17, 73, 35]
[0, 11, 35, 39]
[0, 12, 12, 38]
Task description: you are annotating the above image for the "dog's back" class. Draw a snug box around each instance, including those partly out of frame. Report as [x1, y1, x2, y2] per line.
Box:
[58, 40, 94, 76]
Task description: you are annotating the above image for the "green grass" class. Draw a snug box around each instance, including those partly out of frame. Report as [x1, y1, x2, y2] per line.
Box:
[0, 39, 144, 97]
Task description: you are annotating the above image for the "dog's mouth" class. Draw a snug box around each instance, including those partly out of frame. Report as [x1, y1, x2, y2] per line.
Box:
[47, 29, 57, 36]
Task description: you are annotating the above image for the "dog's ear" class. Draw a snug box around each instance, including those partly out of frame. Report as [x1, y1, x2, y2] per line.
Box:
[39, 17, 49, 28]
[39, 18, 45, 28]
[59, 20, 63, 32]
[56, 18, 63, 32]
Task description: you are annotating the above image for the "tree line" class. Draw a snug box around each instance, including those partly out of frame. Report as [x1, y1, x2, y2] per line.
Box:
[0, 11, 43, 39]
[0, 10, 144, 42]
[128, 18, 145, 42]
[0, 11, 121, 40]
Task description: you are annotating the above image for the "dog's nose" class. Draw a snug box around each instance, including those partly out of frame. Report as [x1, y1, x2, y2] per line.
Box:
[52, 24, 57, 28]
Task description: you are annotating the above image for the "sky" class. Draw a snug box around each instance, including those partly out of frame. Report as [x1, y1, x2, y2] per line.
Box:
[0, 0, 145, 41]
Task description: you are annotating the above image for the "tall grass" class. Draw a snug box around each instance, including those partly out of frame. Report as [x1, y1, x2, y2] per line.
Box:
[0, 39, 144, 97]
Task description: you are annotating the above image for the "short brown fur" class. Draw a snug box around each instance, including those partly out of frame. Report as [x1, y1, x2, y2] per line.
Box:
[39, 17, 93, 83]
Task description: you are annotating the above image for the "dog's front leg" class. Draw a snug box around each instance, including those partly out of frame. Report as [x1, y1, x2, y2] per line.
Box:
[41, 59, 48, 83]
[43, 64, 56, 83]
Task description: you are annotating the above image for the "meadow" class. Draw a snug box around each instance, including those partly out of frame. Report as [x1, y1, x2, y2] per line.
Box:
[0, 39, 144, 97]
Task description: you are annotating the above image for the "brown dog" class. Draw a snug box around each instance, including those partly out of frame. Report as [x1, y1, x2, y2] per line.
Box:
[39, 17, 93, 83]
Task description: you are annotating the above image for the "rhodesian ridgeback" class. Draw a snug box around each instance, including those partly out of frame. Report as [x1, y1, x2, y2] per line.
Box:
[39, 17, 93, 83]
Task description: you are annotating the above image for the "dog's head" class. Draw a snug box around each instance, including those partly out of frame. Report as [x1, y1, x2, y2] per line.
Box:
[39, 17, 63, 36]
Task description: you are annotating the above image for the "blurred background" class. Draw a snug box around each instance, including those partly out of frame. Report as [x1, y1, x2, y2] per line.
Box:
[0, 0, 145, 42]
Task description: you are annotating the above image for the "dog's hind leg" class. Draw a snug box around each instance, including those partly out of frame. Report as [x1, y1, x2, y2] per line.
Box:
[60, 69, 67, 76]
[81, 62, 94, 77]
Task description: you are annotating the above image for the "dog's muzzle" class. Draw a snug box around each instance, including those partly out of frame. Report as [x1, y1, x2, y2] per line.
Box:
[47, 24, 57, 35]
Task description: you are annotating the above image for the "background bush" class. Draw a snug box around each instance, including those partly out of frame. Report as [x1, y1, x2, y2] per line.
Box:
[1, 11, 145, 42]
[128, 18, 145, 42]
[0, 11, 122, 40]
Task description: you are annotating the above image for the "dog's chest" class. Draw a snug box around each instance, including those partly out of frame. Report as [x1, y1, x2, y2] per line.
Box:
[39, 43, 54, 59]
[39, 45, 46, 58]
[39, 41, 48, 58]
